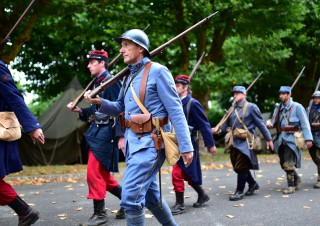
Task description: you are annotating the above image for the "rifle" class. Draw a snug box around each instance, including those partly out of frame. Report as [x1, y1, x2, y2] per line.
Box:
[89, 11, 218, 98]
[291, 66, 305, 89]
[0, 0, 36, 51]
[212, 71, 263, 133]
[189, 52, 206, 80]
[69, 53, 122, 109]
[307, 77, 320, 116]
[70, 25, 151, 109]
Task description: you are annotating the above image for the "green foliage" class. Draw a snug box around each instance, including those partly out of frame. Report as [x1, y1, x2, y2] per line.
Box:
[28, 94, 61, 118]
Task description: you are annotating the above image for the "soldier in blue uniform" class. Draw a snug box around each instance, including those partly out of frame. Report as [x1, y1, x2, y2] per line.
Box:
[84, 29, 194, 226]
[170, 74, 216, 215]
[0, 60, 45, 226]
[67, 50, 125, 225]
[213, 86, 274, 201]
[266, 86, 313, 194]
[306, 91, 320, 188]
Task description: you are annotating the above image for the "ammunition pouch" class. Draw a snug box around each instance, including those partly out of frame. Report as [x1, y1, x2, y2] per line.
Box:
[233, 128, 248, 139]
[125, 113, 153, 134]
[151, 129, 163, 151]
[311, 123, 320, 131]
[276, 125, 299, 134]
[118, 112, 125, 130]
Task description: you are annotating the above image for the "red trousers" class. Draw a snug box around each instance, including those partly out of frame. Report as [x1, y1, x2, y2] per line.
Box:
[87, 149, 118, 200]
[0, 176, 17, 206]
[172, 164, 193, 192]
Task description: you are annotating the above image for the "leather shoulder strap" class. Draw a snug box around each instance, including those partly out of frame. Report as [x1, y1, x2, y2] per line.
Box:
[139, 62, 152, 105]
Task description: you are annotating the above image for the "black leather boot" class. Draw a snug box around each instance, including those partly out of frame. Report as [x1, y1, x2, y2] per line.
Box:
[79, 199, 108, 226]
[245, 183, 260, 196]
[8, 196, 40, 226]
[192, 184, 210, 208]
[170, 191, 186, 215]
[230, 172, 247, 201]
[229, 191, 245, 201]
[109, 185, 125, 219]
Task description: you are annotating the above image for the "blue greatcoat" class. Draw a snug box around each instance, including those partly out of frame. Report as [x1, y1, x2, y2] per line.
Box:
[99, 57, 193, 214]
[80, 70, 122, 172]
[221, 100, 272, 170]
[307, 104, 320, 148]
[271, 98, 313, 168]
[177, 94, 215, 185]
[0, 60, 41, 177]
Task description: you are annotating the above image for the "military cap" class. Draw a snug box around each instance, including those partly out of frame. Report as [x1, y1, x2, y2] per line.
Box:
[279, 86, 291, 94]
[175, 75, 190, 85]
[232, 86, 246, 94]
[88, 50, 108, 62]
[312, 91, 320, 98]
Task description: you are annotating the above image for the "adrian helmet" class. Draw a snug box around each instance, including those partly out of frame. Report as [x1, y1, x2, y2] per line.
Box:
[114, 29, 150, 56]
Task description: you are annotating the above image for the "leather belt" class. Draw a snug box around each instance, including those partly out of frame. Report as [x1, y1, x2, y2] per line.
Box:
[311, 123, 320, 131]
[276, 126, 299, 133]
[124, 117, 168, 128]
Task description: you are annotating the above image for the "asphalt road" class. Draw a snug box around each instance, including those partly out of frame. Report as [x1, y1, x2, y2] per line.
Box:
[1, 157, 320, 226]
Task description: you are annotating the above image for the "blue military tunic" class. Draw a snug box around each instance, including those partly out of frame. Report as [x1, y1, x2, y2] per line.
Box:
[271, 98, 313, 168]
[177, 94, 215, 185]
[80, 70, 122, 172]
[221, 100, 272, 170]
[0, 60, 41, 177]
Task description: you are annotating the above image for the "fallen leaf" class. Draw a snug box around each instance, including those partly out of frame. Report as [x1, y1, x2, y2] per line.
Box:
[309, 199, 314, 202]
[303, 206, 311, 209]
[256, 174, 263, 178]
[52, 202, 56, 204]
[19, 194, 25, 197]
[264, 195, 271, 198]
[111, 210, 118, 213]
[28, 203, 35, 206]
[303, 189, 309, 191]
[276, 189, 282, 192]
[282, 195, 289, 198]
[232, 204, 244, 207]
[219, 186, 226, 189]
[145, 214, 153, 219]
[67, 188, 74, 191]
[60, 217, 67, 220]
[58, 214, 66, 217]
[184, 195, 192, 199]
[226, 215, 235, 218]
[75, 207, 83, 211]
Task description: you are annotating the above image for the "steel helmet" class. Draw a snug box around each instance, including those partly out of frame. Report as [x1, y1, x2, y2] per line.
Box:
[114, 29, 150, 56]
[312, 91, 320, 98]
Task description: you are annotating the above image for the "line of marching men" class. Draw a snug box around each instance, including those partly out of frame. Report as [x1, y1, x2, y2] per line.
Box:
[2, 27, 320, 226]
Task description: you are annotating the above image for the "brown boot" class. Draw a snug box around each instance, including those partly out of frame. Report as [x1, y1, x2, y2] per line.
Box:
[8, 196, 39, 226]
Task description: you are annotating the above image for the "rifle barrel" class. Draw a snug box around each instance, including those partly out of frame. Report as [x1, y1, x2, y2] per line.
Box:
[291, 66, 305, 89]
[89, 11, 218, 98]
[246, 71, 263, 92]
[189, 52, 206, 80]
[0, 0, 36, 49]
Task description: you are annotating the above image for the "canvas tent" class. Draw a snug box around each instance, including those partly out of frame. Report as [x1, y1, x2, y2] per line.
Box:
[18, 77, 89, 165]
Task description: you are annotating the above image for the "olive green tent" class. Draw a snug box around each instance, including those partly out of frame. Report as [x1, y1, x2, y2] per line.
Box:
[18, 77, 89, 165]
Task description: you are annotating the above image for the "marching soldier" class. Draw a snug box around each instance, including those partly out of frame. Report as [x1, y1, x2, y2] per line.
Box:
[170, 75, 216, 215]
[213, 86, 273, 201]
[84, 29, 193, 226]
[67, 50, 125, 225]
[266, 86, 313, 194]
[0, 60, 45, 226]
[307, 91, 320, 188]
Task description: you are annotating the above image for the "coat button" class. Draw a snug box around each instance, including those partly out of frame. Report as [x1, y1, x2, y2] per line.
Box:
[129, 98, 132, 101]
[128, 112, 131, 115]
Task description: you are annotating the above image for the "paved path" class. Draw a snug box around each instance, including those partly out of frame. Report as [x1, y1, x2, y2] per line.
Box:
[1, 157, 320, 226]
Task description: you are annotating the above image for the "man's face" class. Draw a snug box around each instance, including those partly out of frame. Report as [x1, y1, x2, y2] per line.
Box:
[233, 92, 246, 103]
[87, 59, 104, 77]
[175, 83, 188, 97]
[313, 97, 320, 105]
[279, 92, 290, 103]
[120, 39, 144, 65]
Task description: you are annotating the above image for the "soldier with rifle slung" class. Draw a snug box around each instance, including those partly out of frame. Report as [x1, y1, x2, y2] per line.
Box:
[266, 85, 313, 194]
[213, 86, 274, 201]
[67, 50, 125, 225]
[306, 79, 320, 188]
[170, 73, 216, 215]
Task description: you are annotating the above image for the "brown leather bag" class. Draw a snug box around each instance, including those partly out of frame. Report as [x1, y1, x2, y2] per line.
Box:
[129, 113, 153, 134]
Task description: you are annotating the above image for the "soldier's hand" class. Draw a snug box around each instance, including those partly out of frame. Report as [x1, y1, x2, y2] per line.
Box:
[208, 146, 217, 156]
[84, 90, 102, 105]
[118, 137, 125, 155]
[212, 127, 221, 134]
[181, 151, 193, 168]
[266, 120, 273, 129]
[29, 128, 45, 144]
[67, 102, 82, 113]
[266, 140, 274, 151]
[306, 141, 313, 149]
